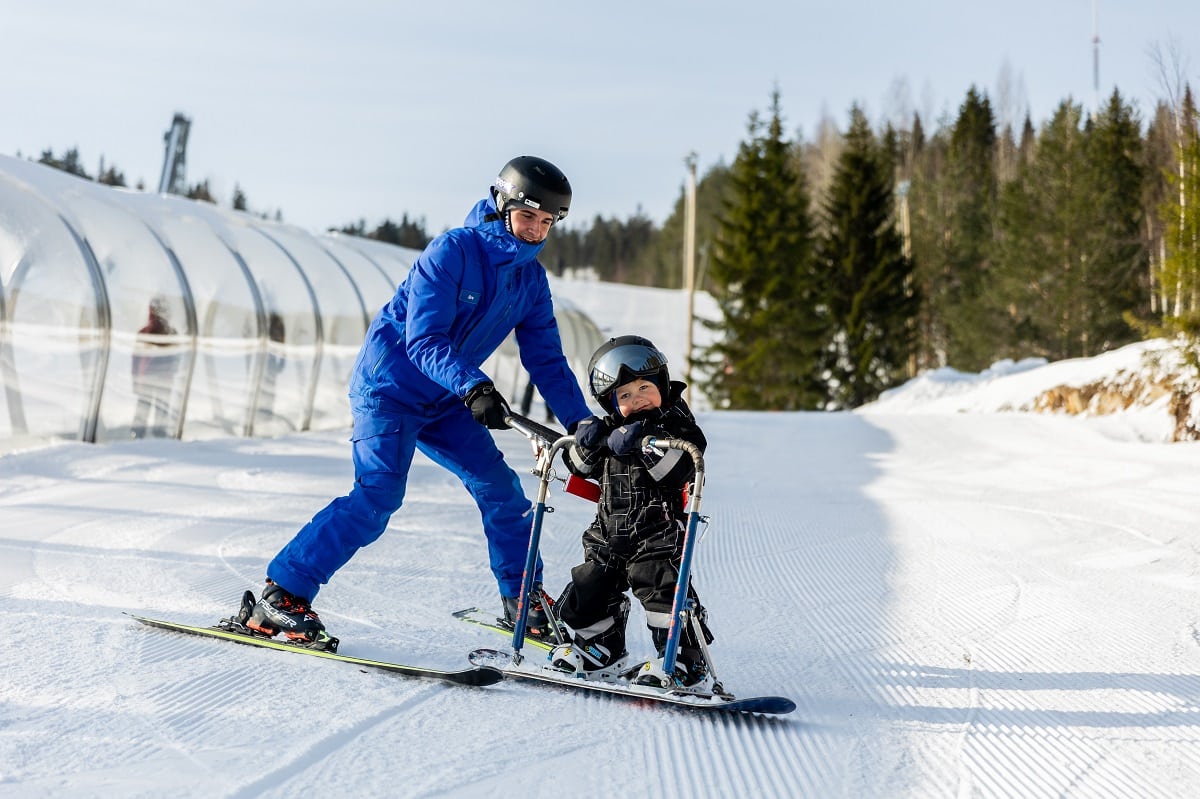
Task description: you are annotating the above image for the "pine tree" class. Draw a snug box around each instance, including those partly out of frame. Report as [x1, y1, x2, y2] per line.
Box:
[995, 100, 1091, 360]
[38, 147, 91, 179]
[941, 87, 1000, 370]
[1082, 90, 1147, 351]
[817, 105, 917, 407]
[907, 116, 952, 370]
[186, 180, 216, 203]
[700, 90, 823, 410]
[96, 160, 126, 187]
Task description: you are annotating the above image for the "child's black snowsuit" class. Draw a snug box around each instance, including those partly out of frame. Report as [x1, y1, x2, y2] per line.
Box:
[557, 381, 712, 660]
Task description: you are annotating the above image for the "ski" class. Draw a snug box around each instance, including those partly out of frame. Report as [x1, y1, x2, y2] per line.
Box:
[468, 648, 796, 715]
[127, 613, 503, 686]
[452, 606, 561, 651]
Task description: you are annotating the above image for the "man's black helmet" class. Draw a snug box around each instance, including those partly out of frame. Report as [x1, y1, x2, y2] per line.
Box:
[587, 335, 669, 415]
[492, 156, 571, 222]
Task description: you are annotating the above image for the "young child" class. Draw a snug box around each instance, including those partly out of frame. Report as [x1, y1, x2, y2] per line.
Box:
[550, 335, 714, 687]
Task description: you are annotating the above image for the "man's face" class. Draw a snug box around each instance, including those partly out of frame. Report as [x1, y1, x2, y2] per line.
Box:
[614, 378, 662, 418]
[509, 207, 555, 244]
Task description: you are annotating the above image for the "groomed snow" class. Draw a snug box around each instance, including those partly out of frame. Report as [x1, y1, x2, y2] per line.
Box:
[2, 278, 1199, 798]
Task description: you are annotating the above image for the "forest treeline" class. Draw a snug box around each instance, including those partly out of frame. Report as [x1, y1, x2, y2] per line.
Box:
[29, 78, 1200, 409]
[545, 84, 1200, 410]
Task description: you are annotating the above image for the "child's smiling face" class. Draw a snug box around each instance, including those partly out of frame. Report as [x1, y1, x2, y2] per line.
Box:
[614, 378, 662, 418]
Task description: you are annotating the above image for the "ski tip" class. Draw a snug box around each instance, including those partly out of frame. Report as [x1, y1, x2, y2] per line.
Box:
[725, 696, 796, 715]
[467, 666, 507, 686]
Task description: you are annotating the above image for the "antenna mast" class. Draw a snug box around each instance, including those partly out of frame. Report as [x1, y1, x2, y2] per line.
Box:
[1091, 0, 1100, 113]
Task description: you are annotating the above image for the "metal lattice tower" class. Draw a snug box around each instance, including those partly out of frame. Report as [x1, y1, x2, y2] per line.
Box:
[157, 113, 191, 195]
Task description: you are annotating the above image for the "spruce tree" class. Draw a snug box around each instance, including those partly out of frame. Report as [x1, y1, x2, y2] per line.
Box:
[38, 147, 91, 179]
[941, 87, 1000, 370]
[995, 100, 1091, 359]
[907, 116, 952, 370]
[186, 180, 216, 204]
[700, 90, 823, 410]
[817, 105, 917, 407]
[1083, 90, 1147, 351]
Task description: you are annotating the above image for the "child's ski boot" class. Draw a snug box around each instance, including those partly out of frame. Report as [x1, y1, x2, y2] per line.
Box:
[636, 620, 714, 690]
[550, 596, 631, 679]
[633, 648, 712, 690]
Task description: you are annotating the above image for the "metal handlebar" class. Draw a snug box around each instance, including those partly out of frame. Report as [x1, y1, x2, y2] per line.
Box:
[504, 413, 567, 449]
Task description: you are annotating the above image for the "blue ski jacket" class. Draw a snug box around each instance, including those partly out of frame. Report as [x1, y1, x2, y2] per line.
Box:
[347, 195, 591, 439]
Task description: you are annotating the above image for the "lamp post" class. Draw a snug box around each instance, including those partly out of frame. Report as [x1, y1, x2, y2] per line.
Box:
[683, 153, 698, 401]
[896, 178, 915, 378]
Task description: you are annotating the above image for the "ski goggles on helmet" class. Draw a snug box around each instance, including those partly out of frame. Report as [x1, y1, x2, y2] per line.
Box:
[589, 342, 668, 398]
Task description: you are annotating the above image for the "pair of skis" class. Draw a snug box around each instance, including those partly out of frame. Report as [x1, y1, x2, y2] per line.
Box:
[129, 414, 794, 715]
[129, 609, 793, 714]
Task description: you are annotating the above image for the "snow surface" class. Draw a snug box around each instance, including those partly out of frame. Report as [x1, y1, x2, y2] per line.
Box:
[2, 277, 1200, 798]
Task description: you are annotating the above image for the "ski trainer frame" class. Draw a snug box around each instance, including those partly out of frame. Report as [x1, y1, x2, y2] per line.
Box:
[502, 412, 716, 688]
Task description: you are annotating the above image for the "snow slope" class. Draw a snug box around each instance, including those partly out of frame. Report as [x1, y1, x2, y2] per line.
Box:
[2, 278, 1199, 798]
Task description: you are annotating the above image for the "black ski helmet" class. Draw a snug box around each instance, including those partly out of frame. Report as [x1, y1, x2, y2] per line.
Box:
[492, 156, 571, 222]
[587, 335, 670, 415]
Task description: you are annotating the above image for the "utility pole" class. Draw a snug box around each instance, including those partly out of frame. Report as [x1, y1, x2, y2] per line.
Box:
[683, 153, 698, 401]
[1092, 0, 1101, 115]
[897, 179, 915, 377]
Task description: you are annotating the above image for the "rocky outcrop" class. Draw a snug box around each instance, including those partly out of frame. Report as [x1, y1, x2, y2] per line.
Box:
[1034, 369, 1198, 442]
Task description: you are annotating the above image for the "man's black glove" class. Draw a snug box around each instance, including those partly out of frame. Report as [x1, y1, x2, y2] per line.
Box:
[573, 415, 609, 450]
[463, 382, 511, 430]
[606, 420, 645, 456]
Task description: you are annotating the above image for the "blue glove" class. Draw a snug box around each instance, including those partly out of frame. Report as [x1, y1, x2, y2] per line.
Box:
[607, 420, 645, 456]
[573, 415, 608, 450]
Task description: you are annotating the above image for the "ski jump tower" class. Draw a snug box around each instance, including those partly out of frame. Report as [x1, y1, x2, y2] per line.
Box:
[157, 113, 191, 195]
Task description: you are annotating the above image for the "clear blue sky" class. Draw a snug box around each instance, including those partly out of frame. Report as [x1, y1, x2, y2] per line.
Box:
[2, 1, 1196, 235]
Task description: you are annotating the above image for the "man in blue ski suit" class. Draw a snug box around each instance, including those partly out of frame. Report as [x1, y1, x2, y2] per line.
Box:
[238, 156, 593, 644]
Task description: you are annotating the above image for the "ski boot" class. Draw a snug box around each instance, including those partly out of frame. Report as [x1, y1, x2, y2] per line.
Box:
[636, 622, 713, 690]
[634, 648, 712, 690]
[549, 596, 631, 679]
[235, 581, 335, 650]
[500, 583, 556, 640]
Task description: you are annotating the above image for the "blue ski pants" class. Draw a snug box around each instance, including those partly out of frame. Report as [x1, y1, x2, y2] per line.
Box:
[267, 407, 538, 601]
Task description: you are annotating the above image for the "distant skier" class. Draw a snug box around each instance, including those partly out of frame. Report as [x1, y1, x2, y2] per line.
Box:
[235, 156, 592, 644]
[550, 335, 714, 687]
[130, 297, 180, 438]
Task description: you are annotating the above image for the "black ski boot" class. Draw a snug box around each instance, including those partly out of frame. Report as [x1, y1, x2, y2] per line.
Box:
[238, 581, 330, 646]
[500, 583, 552, 638]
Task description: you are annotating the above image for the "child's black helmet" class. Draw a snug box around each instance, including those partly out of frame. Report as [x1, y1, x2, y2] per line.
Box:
[492, 156, 571, 222]
[588, 335, 669, 415]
